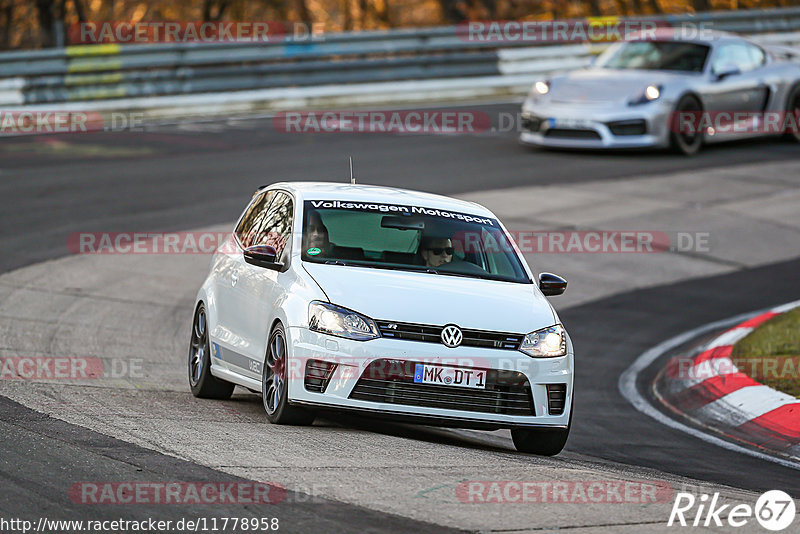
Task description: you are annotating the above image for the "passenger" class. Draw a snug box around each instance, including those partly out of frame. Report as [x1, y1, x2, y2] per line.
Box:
[304, 211, 331, 256]
[419, 236, 454, 268]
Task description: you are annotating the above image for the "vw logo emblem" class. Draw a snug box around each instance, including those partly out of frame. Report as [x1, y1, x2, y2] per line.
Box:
[441, 325, 463, 348]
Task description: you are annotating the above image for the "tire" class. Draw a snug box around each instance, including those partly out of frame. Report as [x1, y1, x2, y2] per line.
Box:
[189, 303, 235, 399]
[783, 84, 800, 143]
[511, 404, 572, 456]
[669, 95, 704, 156]
[262, 323, 315, 425]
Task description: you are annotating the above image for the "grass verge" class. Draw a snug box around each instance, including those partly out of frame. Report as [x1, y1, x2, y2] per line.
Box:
[731, 307, 800, 398]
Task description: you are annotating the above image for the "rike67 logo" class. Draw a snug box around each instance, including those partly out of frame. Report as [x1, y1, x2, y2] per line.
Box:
[668, 490, 796, 531]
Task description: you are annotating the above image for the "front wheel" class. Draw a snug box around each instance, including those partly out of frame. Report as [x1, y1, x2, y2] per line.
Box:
[511, 405, 572, 456]
[262, 323, 315, 425]
[189, 303, 235, 399]
[784, 84, 800, 143]
[669, 95, 704, 156]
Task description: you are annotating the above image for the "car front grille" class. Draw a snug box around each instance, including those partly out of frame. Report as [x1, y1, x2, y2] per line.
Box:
[546, 383, 567, 415]
[375, 320, 523, 350]
[607, 119, 647, 136]
[349, 359, 535, 416]
[521, 114, 543, 132]
[544, 128, 602, 140]
[304, 359, 338, 393]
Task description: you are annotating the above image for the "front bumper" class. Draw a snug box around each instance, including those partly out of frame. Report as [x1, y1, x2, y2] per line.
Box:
[519, 100, 671, 149]
[286, 327, 573, 429]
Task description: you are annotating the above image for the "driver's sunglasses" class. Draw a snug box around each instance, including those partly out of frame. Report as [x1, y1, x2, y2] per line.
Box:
[426, 247, 454, 256]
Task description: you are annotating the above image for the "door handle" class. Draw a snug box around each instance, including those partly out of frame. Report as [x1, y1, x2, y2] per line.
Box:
[231, 270, 239, 287]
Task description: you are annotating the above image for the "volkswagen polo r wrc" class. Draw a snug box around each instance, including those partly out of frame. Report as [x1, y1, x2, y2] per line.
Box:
[189, 182, 573, 455]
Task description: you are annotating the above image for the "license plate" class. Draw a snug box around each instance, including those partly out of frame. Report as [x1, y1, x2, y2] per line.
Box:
[413, 364, 487, 390]
[548, 117, 593, 129]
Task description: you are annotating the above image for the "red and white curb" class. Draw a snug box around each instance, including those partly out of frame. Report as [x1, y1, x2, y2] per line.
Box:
[656, 302, 800, 460]
[620, 300, 800, 471]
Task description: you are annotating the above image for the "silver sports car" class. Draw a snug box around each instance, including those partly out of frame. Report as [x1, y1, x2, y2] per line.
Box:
[519, 30, 800, 154]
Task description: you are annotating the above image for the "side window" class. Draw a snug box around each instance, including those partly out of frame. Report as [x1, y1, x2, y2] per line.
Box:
[746, 44, 766, 69]
[235, 191, 274, 248]
[712, 43, 761, 74]
[250, 192, 293, 257]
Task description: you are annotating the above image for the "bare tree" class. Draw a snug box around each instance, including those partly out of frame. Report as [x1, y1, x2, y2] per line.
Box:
[372, 0, 391, 27]
[0, 0, 13, 49]
[587, 0, 603, 16]
[203, 0, 231, 21]
[439, 0, 469, 23]
[35, 0, 56, 47]
[296, 0, 312, 25]
[342, 0, 352, 30]
[648, 0, 662, 13]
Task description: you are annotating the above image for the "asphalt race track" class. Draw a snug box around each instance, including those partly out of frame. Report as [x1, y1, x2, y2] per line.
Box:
[1, 102, 799, 532]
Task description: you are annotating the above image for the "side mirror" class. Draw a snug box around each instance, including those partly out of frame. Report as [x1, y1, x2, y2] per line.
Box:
[539, 272, 567, 296]
[713, 63, 740, 81]
[243, 245, 283, 271]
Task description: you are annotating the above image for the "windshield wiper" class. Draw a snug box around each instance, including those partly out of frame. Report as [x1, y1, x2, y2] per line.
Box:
[324, 260, 348, 266]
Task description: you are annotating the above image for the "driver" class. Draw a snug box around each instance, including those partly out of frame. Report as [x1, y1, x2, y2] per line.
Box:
[419, 236, 454, 268]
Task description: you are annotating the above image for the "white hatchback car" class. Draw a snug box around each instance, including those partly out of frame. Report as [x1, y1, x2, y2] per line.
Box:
[189, 182, 574, 455]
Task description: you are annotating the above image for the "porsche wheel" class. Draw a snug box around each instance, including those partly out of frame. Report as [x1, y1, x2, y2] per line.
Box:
[262, 323, 315, 425]
[669, 95, 704, 156]
[189, 303, 235, 399]
[784, 84, 800, 143]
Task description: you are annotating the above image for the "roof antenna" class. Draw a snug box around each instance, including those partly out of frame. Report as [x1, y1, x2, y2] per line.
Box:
[349, 157, 356, 185]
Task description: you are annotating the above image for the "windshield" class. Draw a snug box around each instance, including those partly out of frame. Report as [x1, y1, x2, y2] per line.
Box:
[301, 200, 531, 284]
[597, 40, 710, 72]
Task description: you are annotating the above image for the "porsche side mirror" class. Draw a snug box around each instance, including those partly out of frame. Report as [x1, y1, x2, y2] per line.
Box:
[539, 272, 567, 296]
[713, 64, 740, 81]
[243, 245, 283, 271]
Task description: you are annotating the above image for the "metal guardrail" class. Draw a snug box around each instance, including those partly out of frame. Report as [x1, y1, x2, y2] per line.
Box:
[1, 7, 800, 106]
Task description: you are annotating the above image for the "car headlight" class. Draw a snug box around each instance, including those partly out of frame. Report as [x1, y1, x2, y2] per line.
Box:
[629, 84, 662, 106]
[308, 301, 380, 341]
[519, 324, 567, 358]
[527, 80, 550, 105]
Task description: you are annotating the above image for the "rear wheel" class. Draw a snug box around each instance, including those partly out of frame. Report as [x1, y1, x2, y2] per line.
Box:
[784, 84, 800, 143]
[262, 323, 315, 425]
[669, 95, 704, 156]
[189, 303, 235, 399]
[511, 405, 572, 456]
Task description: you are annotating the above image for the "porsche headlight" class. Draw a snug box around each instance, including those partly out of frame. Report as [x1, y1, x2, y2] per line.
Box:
[308, 301, 380, 341]
[534, 81, 550, 95]
[629, 84, 662, 106]
[519, 324, 567, 358]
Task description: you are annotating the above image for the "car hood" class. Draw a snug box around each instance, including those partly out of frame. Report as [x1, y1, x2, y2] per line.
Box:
[302, 263, 556, 334]
[549, 69, 684, 104]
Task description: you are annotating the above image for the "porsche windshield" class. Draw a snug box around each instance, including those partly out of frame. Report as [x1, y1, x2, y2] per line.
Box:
[301, 200, 531, 284]
[598, 40, 710, 72]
